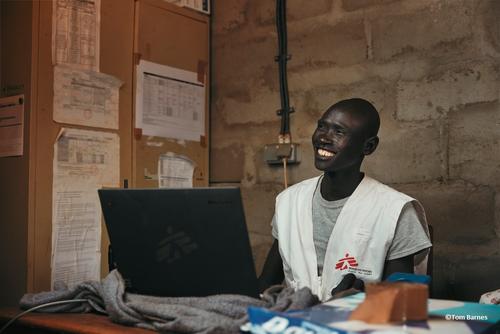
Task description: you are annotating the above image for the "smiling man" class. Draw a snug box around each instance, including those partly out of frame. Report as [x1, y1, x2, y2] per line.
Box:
[258, 98, 432, 301]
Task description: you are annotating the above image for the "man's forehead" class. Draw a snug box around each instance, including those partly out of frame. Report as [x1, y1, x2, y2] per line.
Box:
[320, 108, 366, 128]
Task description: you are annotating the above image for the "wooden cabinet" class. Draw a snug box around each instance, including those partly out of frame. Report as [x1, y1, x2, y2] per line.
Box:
[0, 0, 209, 307]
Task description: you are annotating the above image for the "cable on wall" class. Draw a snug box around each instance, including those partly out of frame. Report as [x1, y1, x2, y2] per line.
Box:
[275, 0, 294, 144]
[264, 0, 300, 187]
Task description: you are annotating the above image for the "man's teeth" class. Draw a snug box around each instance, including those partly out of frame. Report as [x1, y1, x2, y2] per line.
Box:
[318, 148, 335, 157]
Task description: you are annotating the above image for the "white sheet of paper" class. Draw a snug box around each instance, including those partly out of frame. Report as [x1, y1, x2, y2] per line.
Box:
[53, 64, 121, 129]
[136, 60, 205, 141]
[52, 0, 100, 70]
[51, 128, 119, 289]
[158, 153, 194, 188]
[0, 95, 24, 157]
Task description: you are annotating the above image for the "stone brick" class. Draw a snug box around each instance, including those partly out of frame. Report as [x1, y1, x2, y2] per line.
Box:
[449, 102, 500, 186]
[252, 0, 333, 26]
[210, 144, 245, 183]
[288, 98, 319, 140]
[299, 79, 394, 120]
[213, 36, 276, 92]
[288, 20, 367, 68]
[432, 253, 500, 301]
[248, 232, 274, 275]
[218, 87, 282, 125]
[396, 61, 500, 121]
[364, 121, 443, 184]
[342, 0, 400, 12]
[395, 181, 496, 245]
[213, 0, 248, 35]
[209, 116, 281, 149]
[289, 65, 361, 91]
[289, 60, 435, 91]
[241, 183, 283, 235]
[480, 0, 500, 54]
[371, 0, 474, 60]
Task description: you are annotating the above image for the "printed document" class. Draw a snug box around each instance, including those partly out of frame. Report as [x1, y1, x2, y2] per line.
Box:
[0, 95, 24, 157]
[54, 64, 121, 129]
[158, 153, 195, 188]
[136, 60, 205, 141]
[51, 128, 119, 288]
[52, 0, 100, 70]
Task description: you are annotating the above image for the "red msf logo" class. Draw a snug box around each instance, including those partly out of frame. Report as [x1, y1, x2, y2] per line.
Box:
[335, 253, 358, 270]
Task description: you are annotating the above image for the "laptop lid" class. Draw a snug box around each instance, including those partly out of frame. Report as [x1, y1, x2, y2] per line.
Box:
[98, 187, 259, 298]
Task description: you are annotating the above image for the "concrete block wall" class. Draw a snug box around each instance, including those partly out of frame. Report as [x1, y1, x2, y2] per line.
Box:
[211, 0, 500, 301]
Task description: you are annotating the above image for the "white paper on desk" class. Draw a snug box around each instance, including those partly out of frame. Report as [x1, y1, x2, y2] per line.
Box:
[158, 153, 194, 188]
[54, 64, 122, 129]
[51, 128, 119, 289]
[135, 60, 205, 141]
[0, 95, 24, 157]
[52, 0, 100, 70]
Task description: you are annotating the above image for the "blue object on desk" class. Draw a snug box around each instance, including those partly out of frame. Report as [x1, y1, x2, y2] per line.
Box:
[385, 272, 431, 285]
[246, 306, 350, 334]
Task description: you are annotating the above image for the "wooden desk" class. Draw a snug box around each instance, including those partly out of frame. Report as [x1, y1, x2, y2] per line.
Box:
[0, 308, 155, 334]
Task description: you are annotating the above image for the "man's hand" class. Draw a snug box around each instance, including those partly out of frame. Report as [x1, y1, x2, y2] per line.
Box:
[330, 273, 365, 299]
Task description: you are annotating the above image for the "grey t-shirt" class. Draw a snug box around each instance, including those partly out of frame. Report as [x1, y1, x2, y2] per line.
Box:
[271, 179, 432, 275]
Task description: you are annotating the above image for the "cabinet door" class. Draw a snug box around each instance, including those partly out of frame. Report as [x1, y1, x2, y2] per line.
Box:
[28, 0, 135, 293]
[133, 0, 210, 188]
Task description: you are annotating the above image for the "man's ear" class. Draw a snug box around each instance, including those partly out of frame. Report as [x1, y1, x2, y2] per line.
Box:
[363, 136, 379, 155]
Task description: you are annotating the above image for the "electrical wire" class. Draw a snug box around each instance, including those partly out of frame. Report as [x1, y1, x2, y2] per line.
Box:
[275, 0, 293, 138]
[0, 299, 89, 334]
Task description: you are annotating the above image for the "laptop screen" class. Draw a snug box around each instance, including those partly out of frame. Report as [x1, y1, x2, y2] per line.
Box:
[98, 187, 259, 298]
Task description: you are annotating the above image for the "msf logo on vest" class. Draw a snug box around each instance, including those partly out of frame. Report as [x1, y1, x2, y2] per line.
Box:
[335, 253, 373, 276]
[335, 253, 358, 270]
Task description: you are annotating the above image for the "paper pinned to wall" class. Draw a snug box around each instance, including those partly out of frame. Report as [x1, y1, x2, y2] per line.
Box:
[52, 0, 101, 70]
[136, 60, 205, 141]
[0, 95, 24, 157]
[158, 153, 195, 188]
[53, 64, 122, 129]
[51, 127, 119, 289]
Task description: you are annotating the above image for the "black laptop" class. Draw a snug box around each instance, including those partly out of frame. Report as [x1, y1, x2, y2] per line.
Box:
[98, 187, 260, 298]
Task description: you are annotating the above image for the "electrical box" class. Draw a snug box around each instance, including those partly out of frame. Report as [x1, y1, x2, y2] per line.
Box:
[264, 143, 301, 165]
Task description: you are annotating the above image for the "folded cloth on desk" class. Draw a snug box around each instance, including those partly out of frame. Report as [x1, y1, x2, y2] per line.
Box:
[20, 270, 319, 334]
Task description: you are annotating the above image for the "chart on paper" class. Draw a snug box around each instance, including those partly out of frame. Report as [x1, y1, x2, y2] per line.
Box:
[136, 60, 205, 142]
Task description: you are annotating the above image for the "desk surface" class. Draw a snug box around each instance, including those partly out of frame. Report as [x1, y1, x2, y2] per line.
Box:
[0, 308, 155, 334]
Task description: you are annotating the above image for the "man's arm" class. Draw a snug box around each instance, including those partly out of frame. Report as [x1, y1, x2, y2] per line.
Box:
[258, 239, 284, 292]
[330, 254, 415, 299]
[382, 253, 414, 280]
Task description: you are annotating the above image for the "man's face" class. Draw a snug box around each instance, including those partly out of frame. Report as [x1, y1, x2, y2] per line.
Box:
[311, 108, 368, 172]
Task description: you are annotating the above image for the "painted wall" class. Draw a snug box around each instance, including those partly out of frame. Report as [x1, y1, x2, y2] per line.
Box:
[211, 0, 500, 301]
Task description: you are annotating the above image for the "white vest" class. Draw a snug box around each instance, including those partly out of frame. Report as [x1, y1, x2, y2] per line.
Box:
[274, 175, 428, 301]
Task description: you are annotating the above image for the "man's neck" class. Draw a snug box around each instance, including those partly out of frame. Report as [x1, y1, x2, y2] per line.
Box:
[320, 169, 364, 201]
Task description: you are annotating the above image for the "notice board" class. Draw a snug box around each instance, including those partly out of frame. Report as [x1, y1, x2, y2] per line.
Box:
[133, 0, 209, 188]
[18, 0, 135, 293]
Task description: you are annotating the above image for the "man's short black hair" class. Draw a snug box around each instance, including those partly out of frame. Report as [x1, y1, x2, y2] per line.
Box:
[327, 98, 380, 138]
